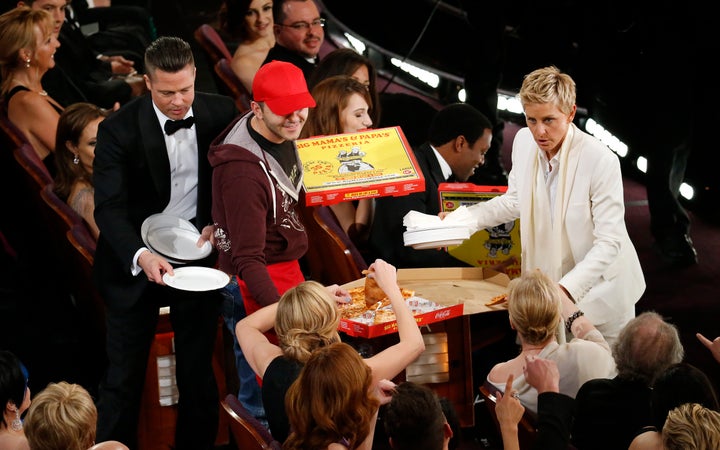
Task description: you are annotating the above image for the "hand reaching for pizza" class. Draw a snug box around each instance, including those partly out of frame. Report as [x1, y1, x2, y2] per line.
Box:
[366, 259, 399, 297]
[326, 283, 351, 304]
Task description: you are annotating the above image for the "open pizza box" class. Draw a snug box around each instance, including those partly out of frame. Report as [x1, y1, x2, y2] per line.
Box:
[338, 267, 511, 338]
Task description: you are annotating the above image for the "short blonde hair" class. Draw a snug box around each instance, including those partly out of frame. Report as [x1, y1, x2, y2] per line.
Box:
[24, 382, 97, 450]
[518, 66, 576, 115]
[662, 403, 720, 450]
[276, 280, 341, 363]
[507, 269, 562, 345]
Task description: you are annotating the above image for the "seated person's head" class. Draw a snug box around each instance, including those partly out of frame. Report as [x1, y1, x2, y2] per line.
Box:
[276, 280, 341, 363]
[307, 48, 380, 123]
[284, 342, 378, 450]
[218, 0, 274, 42]
[611, 311, 684, 385]
[301, 75, 373, 138]
[53, 102, 109, 198]
[272, 0, 323, 58]
[0, 7, 54, 94]
[0, 350, 31, 432]
[650, 362, 719, 430]
[662, 403, 720, 450]
[23, 381, 97, 450]
[507, 269, 562, 346]
[383, 381, 453, 450]
[427, 103, 493, 182]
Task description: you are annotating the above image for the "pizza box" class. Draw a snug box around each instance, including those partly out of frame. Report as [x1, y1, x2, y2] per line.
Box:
[297, 126, 425, 206]
[439, 183, 522, 278]
[338, 267, 511, 338]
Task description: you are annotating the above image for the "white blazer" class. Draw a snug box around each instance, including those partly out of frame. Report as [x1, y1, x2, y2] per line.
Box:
[468, 124, 645, 336]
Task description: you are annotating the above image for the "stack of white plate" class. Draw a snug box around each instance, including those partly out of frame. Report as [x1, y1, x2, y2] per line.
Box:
[141, 213, 213, 264]
[403, 225, 472, 250]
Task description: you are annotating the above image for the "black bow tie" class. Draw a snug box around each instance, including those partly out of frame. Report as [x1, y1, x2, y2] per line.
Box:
[164, 116, 195, 135]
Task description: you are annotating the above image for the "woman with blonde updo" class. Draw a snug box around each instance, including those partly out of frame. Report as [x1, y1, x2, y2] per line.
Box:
[486, 269, 616, 413]
[662, 403, 720, 450]
[237, 258, 424, 443]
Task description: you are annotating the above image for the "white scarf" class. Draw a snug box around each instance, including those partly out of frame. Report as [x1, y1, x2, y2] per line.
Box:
[521, 125, 576, 282]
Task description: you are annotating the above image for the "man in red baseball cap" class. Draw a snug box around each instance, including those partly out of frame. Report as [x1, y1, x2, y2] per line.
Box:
[208, 59, 315, 331]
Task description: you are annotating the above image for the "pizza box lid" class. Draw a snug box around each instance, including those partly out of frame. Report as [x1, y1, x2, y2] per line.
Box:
[338, 267, 510, 338]
[297, 126, 425, 206]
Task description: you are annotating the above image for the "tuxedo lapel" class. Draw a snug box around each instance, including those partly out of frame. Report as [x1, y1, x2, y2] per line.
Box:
[417, 143, 446, 188]
[138, 97, 171, 203]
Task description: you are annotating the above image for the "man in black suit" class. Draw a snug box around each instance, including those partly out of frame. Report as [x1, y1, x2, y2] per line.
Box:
[92, 36, 237, 449]
[263, 0, 324, 81]
[368, 103, 493, 268]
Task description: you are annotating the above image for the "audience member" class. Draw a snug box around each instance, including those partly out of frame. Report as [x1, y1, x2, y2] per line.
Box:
[662, 403, 720, 450]
[283, 342, 393, 450]
[487, 268, 615, 413]
[0, 7, 62, 162]
[495, 357, 576, 450]
[210, 60, 313, 320]
[382, 381, 454, 450]
[571, 311, 685, 450]
[236, 259, 425, 443]
[23, 381, 97, 450]
[15, 0, 145, 109]
[629, 362, 719, 450]
[221, 0, 275, 94]
[53, 102, 109, 240]
[0, 350, 31, 450]
[438, 397, 461, 450]
[307, 47, 381, 125]
[300, 74, 374, 252]
[370, 102, 492, 268]
[92, 36, 237, 449]
[263, 0, 323, 81]
[697, 332, 720, 364]
[214, 0, 276, 425]
[458, 66, 645, 345]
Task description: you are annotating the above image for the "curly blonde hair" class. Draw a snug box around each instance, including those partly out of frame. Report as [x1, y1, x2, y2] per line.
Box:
[662, 403, 720, 450]
[276, 280, 341, 363]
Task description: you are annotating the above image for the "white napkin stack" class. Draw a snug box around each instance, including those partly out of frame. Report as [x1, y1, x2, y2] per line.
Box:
[402, 206, 475, 249]
[403, 206, 475, 230]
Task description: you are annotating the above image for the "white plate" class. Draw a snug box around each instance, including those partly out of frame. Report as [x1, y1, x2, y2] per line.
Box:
[147, 227, 212, 260]
[163, 267, 230, 291]
[403, 226, 471, 246]
[409, 239, 466, 250]
[141, 214, 200, 263]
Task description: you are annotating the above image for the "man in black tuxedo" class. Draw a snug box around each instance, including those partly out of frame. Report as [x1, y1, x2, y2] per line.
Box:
[92, 36, 237, 449]
[368, 103, 493, 268]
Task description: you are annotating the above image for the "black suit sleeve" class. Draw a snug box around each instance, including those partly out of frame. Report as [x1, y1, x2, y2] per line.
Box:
[534, 392, 576, 450]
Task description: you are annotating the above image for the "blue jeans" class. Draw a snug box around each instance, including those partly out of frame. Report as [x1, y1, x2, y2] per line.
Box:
[221, 276, 267, 425]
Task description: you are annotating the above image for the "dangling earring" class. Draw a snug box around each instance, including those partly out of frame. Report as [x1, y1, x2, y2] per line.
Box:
[10, 408, 22, 431]
[73, 154, 80, 165]
[24, 58, 30, 69]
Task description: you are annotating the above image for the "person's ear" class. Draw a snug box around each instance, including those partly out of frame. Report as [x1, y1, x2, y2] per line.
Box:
[454, 135, 466, 153]
[443, 421, 453, 439]
[143, 73, 151, 92]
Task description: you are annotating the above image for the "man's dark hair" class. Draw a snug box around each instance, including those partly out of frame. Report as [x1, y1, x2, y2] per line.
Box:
[273, 0, 318, 26]
[383, 382, 446, 450]
[144, 36, 194, 76]
[428, 102, 492, 148]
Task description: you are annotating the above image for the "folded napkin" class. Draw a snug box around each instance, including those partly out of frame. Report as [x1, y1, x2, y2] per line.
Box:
[403, 206, 475, 231]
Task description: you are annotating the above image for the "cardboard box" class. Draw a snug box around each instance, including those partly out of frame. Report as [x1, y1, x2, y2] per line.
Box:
[338, 267, 510, 338]
[297, 126, 425, 206]
[439, 183, 522, 278]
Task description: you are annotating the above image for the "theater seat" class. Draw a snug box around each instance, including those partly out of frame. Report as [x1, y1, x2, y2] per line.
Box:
[214, 58, 252, 114]
[193, 24, 232, 66]
[221, 394, 280, 450]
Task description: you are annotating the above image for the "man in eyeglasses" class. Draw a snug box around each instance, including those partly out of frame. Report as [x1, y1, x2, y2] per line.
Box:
[263, 0, 324, 80]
